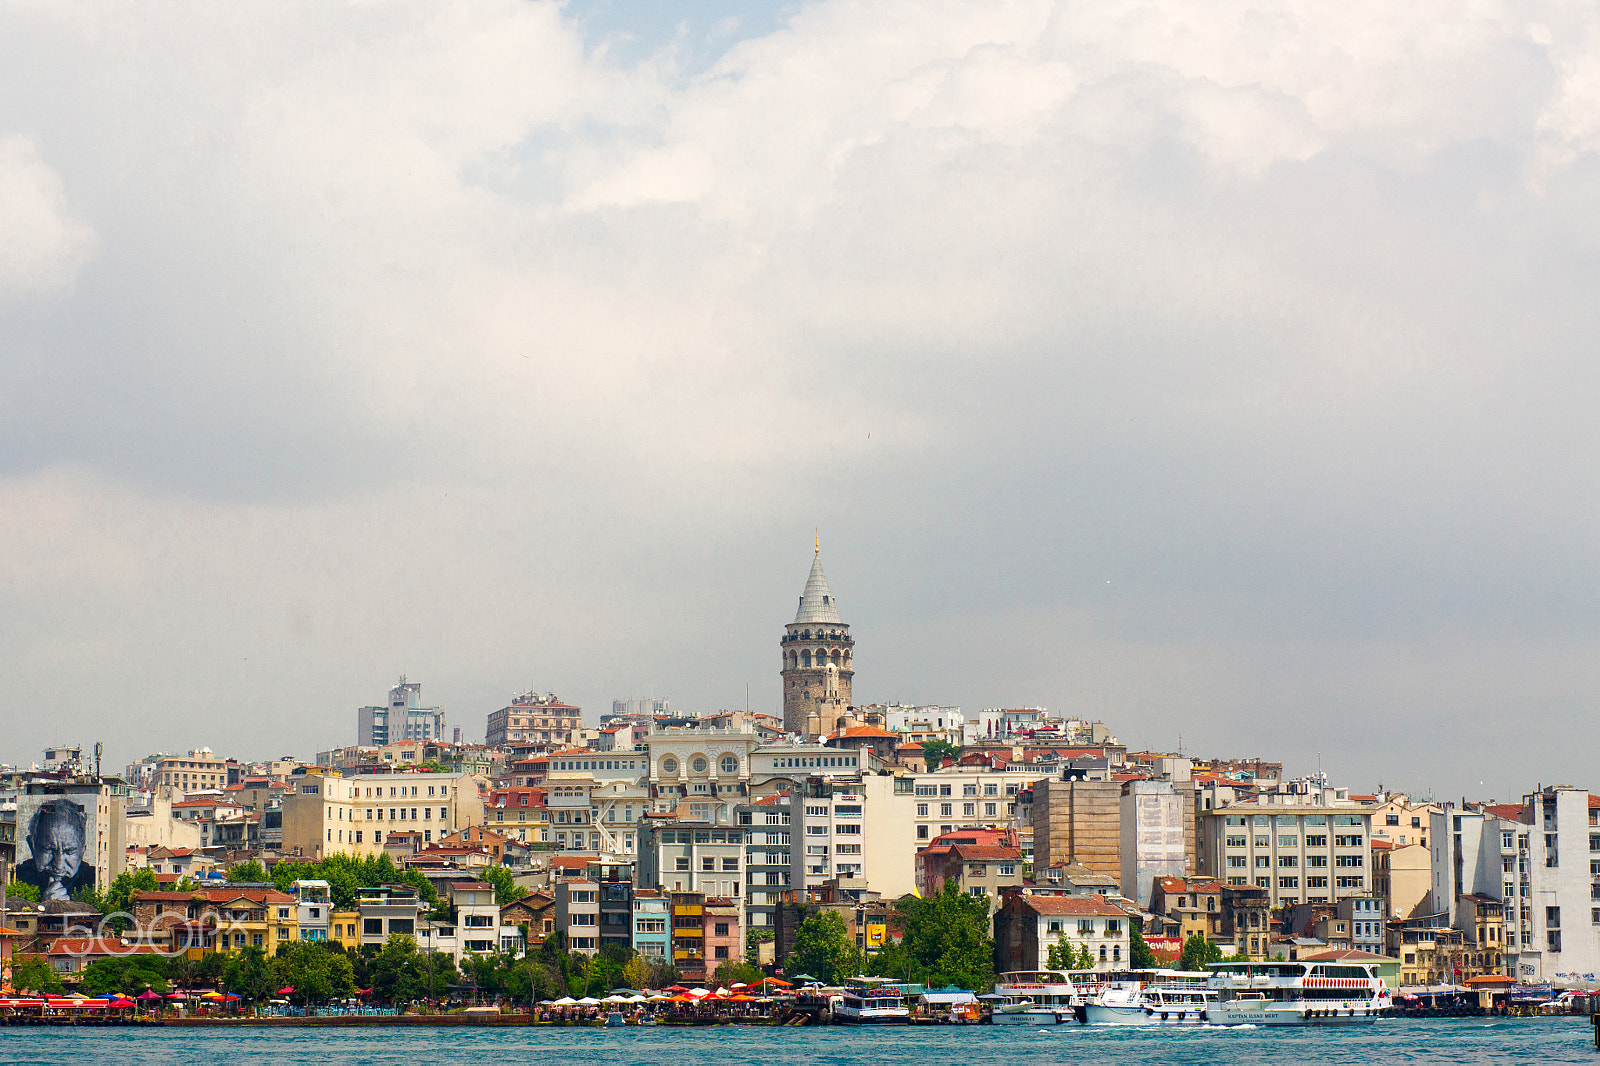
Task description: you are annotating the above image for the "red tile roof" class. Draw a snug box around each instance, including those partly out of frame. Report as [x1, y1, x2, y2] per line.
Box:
[1018, 895, 1127, 917]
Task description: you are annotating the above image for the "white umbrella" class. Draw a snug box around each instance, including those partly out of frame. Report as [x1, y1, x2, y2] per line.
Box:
[601, 994, 630, 1004]
[715, 987, 731, 996]
[627, 994, 649, 1003]
[646, 993, 671, 1001]
[552, 996, 578, 1006]
[689, 988, 711, 998]
[577, 997, 602, 1006]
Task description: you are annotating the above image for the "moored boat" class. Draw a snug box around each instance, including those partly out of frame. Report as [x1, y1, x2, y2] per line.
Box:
[1205, 961, 1391, 1025]
[832, 977, 914, 1024]
[990, 971, 1081, 1025]
[1082, 970, 1216, 1025]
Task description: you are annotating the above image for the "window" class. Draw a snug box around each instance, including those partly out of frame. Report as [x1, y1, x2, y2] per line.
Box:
[1278, 877, 1298, 889]
[1278, 856, 1298, 868]
[1227, 856, 1247, 868]
[917, 804, 928, 817]
[1386, 815, 1400, 826]
[917, 826, 929, 839]
[1255, 857, 1271, 868]
[1254, 836, 1270, 848]
[702, 857, 716, 871]
[675, 857, 690, 871]
[1335, 855, 1364, 868]
[1305, 855, 1327, 868]
[1547, 906, 1562, 928]
[1305, 835, 1327, 847]
[1226, 836, 1246, 848]
[940, 804, 952, 817]
[968, 887, 986, 897]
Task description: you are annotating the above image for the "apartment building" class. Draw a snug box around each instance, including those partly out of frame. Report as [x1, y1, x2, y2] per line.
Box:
[486, 691, 583, 749]
[638, 817, 749, 904]
[1198, 780, 1375, 909]
[632, 890, 669, 962]
[993, 893, 1130, 972]
[358, 677, 447, 747]
[154, 749, 229, 794]
[279, 769, 484, 861]
[555, 879, 599, 955]
[735, 800, 792, 930]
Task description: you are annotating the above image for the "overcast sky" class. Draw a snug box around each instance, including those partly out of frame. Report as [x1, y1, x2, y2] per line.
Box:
[3, 0, 1598, 801]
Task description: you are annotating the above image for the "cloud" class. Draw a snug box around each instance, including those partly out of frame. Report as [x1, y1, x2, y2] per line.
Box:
[0, 0, 1597, 797]
[0, 134, 94, 298]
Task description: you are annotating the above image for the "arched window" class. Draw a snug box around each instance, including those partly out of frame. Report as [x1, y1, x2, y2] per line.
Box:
[801, 650, 812, 667]
[831, 649, 842, 666]
[660, 757, 678, 775]
[691, 756, 709, 774]
[720, 755, 738, 775]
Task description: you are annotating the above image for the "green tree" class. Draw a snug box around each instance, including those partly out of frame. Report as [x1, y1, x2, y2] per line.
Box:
[920, 740, 960, 771]
[1176, 932, 1223, 972]
[100, 867, 160, 929]
[226, 860, 269, 884]
[11, 954, 64, 994]
[222, 945, 274, 1004]
[167, 953, 198, 990]
[270, 941, 355, 1007]
[621, 955, 654, 992]
[7, 879, 40, 903]
[79, 955, 170, 996]
[482, 865, 526, 906]
[746, 926, 774, 966]
[887, 879, 995, 990]
[785, 909, 863, 985]
[713, 960, 763, 986]
[1128, 923, 1156, 969]
[197, 951, 228, 985]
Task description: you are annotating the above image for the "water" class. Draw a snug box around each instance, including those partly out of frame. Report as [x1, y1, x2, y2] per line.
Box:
[0, 1017, 1593, 1065]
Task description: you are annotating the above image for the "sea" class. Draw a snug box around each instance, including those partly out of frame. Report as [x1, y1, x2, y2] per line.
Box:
[0, 1017, 1592, 1065]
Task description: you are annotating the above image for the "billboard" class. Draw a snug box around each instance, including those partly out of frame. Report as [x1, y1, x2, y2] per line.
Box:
[13, 794, 97, 902]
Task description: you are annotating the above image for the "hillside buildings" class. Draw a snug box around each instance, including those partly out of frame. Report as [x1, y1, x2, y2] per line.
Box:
[358, 677, 448, 747]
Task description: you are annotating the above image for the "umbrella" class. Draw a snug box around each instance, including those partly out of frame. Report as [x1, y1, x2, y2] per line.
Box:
[729, 982, 747, 989]
[224, 993, 242, 1001]
[552, 996, 578, 1006]
[276, 986, 295, 995]
[577, 997, 601, 1006]
[688, 988, 711, 998]
[201, 992, 225, 1000]
[663, 985, 690, 993]
[356, 988, 373, 995]
[137, 990, 163, 1001]
[755, 977, 791, 987]
[601, 994, 631, 1004]
[788, 974, 819, 984]
[109, 998, 137, 1009]
[668, 995, 695, 1003]
[728, 994, 756, 1002]
[166, 992, 188, 1000]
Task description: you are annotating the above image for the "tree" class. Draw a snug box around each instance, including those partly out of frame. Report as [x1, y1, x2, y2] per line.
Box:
[1128, 923, 1156, 970]
[713, 960, 763, 986]
[79, 955, 170, 996]
[621, 956, 654, 992]
[785, 909, 863, 985]
[920, 740, 960, 771]
[226, 860, 269, 884]
[7, 879, 40, 903]
[271, 941, 355, 1007]
[167, 953, 198, 991]
[746, 927, 774, 966]
[222, 945, 274, 1004]
[1176, 932, 1223, 973]
[1046, 939, 1096, 971]
[100, 867, 160, 929]
[197, 951, 228, 985]
[11, 954, 63, 994]
[887, 879, 995, 990]
[481, 865, 526, 906]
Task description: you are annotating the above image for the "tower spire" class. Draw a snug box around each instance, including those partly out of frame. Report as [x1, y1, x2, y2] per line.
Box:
[815, 529, 819, 554]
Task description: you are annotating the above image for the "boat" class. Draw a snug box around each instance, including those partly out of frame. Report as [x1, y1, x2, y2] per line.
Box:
[989, 971, 1081, 1025]
[832, 977, 913, 1024]
[1204, 961, 1392, 1025]
[604, 1010, 627, 1027]
[1080, 970, 1217, 1025]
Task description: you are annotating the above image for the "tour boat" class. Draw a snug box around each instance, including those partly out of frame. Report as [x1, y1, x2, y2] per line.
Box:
[1204, 961, 1391, 1026]
[1080, 971, 1217, 1025]
[832, 977, 912, 1024]
[989, 971, 1082, 1025]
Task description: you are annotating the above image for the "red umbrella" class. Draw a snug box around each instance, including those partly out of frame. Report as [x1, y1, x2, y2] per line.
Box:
[355, 988, 373, 995]
[276, 986, 295, 995]
[136, 990, 163, 1001]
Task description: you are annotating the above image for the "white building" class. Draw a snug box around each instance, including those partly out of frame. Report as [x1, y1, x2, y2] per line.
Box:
[450, 880, 503, 960]
[1198, 777, 1375, 909]
[358, 676, 447, 747]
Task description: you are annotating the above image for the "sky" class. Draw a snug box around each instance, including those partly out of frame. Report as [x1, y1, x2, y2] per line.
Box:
[2, 0, 1599, 801]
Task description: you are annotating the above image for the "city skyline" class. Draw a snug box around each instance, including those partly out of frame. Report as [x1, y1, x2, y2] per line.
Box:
[4, 1, 1600, 800]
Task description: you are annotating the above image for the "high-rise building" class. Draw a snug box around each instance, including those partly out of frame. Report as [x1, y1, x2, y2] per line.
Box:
[780, 545, 854, 735]
[486, 691, 582, 749]
[357, 677, 446, 747]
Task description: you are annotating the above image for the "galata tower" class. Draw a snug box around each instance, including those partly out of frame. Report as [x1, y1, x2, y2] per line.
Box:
[781, 542, 854, 735]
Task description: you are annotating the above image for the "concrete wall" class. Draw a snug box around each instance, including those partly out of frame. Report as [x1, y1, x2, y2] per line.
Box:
[1120, 781, 1187, 909]
[1034, 779, 1122, 882]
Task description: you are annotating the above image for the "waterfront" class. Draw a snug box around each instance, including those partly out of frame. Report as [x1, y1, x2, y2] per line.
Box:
[0, 1017, 1593, 1065]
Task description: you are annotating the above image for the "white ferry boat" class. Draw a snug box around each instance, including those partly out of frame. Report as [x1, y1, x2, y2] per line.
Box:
[1081, 970, 1218, 1025]
[832, 977, 913, 1024]
[1204, 961, 1391, 1026]
[990, 970, 1082, 1024]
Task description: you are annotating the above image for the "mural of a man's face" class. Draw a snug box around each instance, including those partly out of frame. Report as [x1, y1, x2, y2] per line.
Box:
[28, 804, 87, 901]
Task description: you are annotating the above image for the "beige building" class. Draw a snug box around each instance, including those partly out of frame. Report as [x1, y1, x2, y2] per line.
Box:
[1197, 783, 1377, 909]
[1369, 794, 1440, 851]
[154, 749, 228, 794]
[1031, 779, 1124, 884]
[279, 768, 484, 861]
[1373, 840, 1434, 919]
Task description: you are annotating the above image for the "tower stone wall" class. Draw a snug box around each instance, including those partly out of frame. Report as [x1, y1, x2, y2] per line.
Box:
[780, 549, 855, 735]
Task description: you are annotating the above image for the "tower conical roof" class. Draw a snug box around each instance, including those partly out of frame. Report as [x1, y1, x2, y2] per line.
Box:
[792, 551, 843, 625]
